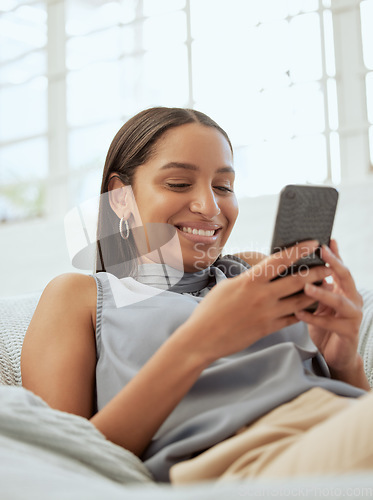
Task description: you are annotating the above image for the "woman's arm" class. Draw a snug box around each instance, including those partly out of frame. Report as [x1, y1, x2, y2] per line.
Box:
[22, 240, 330, 456]
[21, 274, 98, 417]
[21, 273, 214, 455]
[90, 322, 210, 456]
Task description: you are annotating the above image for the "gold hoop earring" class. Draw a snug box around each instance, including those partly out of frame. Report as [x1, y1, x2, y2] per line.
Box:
[119, 217, 130, 240]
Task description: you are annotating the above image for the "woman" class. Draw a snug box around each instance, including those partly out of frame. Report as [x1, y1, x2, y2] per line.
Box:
[21, 107, 372, 483]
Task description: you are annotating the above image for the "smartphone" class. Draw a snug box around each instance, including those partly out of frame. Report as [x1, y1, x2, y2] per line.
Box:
[270, 184, 339, 312]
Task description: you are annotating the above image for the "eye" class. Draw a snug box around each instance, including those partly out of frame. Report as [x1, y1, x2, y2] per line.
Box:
[214, 186, 234, 193]
[166, 183, 192, 190]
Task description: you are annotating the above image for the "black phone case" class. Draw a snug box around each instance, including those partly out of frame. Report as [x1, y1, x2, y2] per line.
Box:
[270, 185, 338, 312]
[270, 184, 339, 271]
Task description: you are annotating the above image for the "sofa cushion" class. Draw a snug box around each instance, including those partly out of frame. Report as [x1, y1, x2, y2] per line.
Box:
[358, 289, 373, 388]
[0, 292, 41, 386]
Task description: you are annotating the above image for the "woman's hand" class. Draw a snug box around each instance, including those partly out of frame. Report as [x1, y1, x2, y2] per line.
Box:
[295, 240, 369, 390]
[180, 240, 331, 366]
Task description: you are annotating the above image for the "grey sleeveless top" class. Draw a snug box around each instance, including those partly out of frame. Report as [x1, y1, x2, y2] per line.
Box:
[93, 255, 366, 482]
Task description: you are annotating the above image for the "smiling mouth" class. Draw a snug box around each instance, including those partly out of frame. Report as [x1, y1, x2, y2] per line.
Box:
[177, 226, 217, 237]
[174, 225, 222, 242]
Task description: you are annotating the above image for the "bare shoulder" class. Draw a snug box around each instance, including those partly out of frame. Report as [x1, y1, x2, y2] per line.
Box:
[44, 272, 97, 296]
[233, 251, 268, 267]
[39, 273, 97, 327]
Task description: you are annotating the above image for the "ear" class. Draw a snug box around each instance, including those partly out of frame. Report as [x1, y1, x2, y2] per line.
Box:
[108, 174, 132, 219]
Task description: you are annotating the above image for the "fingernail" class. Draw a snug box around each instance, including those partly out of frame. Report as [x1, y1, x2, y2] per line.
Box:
[305, 283, 316, 292]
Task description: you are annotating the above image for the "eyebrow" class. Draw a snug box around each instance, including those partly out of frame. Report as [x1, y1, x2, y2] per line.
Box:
[160, 162, 235, 174]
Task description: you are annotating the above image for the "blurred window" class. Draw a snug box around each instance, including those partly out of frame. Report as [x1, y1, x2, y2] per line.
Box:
[361, 0, 373, 164]
[0, 1, 47, 221]
[0, 0, 371, 221]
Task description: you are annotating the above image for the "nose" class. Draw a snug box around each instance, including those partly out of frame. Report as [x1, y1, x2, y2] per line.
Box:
[189, 186, 221, 218]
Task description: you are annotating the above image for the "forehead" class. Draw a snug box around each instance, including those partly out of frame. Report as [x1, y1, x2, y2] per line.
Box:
[151, 123, 233, 167]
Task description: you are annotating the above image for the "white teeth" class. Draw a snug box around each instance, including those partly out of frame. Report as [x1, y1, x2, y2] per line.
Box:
[181, 226, 216, 237]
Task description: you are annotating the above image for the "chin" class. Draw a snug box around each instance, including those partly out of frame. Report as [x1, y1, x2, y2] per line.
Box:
[181, 245, 223, 273]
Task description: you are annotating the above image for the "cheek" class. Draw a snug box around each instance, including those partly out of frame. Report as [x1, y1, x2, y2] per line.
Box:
[222, 197, 239, 227]
[133, 190, 185, 222]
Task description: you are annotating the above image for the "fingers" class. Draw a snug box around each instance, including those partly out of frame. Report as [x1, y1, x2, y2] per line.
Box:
[303, 282, 356, 316]
[294, 242, 363, 336]
[320, 244, 348, 282]
[320, 244, 361, 304]
[320, 280, 334, 293]
[276, 292, 320, 318]
[259, 310, 302, 334]
[271, 264, 331, 298]
[273, 314, 300, 331]
[295, 308, 356, 335]
[295, 281, 362, 332]
[250, 240, 319, 283]
[312, 280, 334, 315]
[329, 239, 342, 260]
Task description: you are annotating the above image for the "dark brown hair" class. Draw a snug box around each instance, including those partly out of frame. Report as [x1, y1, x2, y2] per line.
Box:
[96, 107, 232, 277]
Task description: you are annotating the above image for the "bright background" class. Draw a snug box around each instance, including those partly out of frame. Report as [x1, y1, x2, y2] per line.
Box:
[1, 0, 372, 295]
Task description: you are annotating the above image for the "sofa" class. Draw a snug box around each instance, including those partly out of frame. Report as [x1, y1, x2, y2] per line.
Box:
[1, 290, 373, 499]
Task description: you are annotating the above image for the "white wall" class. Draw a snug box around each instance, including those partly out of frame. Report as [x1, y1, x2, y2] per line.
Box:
[0, 215, 77, 297]
[1, 178, 373, 297]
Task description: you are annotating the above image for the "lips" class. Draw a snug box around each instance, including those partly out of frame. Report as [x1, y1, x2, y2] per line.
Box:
[174, 222, 222, 243]
[180, 226, 216, 236]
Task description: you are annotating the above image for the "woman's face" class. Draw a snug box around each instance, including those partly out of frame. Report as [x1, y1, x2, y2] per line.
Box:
[129, 123, 239, 272]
